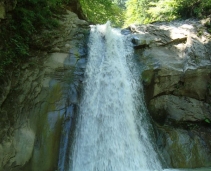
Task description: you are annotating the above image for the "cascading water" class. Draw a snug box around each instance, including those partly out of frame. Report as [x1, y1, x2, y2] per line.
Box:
[69, 22, 162, 171]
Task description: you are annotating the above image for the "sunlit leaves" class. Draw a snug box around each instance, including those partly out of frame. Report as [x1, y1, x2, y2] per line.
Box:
[124, 0, 155, 26]
[147, 0, 180, 22]
[79, 0, 124, 27]
[124, 0, 211, 26]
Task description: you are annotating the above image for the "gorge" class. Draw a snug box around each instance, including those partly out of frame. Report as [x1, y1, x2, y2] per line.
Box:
[0, 3, 211, 171]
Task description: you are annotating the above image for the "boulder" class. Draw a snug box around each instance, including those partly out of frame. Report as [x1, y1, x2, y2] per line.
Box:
[149, 95, 211, 124]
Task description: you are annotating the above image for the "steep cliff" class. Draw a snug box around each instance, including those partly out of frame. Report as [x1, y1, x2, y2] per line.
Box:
[0, 8, 89, 171]
[1, 1, 211, 169]
[130, 18, 211, 168]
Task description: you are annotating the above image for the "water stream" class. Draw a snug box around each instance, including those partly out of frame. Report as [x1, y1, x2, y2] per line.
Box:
[69, 22, 162, 171]
[67, 22, 211, 171]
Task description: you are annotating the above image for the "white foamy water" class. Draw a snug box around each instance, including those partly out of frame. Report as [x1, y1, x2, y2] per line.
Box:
[69, 22, 163, 171]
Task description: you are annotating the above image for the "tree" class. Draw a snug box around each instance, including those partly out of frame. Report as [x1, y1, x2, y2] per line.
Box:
[79, 0, 124, 26]
[124, 0, 157, 26]
[124, 0, 211, 26]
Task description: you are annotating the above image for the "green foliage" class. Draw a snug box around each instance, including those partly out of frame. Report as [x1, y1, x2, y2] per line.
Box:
[0, 0, 69, 76]
[205, 118, 211, 124]
[204, 20, 211, 33]
[124, 0, 154, 25]
[79, 0, 124, 27]
[124, 0, 211, 26]
[177, 0, 211, 18]
[147, 0, 180, 23]
[112, 0, 127, 8]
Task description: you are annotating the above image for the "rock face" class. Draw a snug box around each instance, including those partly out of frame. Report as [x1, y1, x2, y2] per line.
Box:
[130, 19, 211, 168]
[149, 95, 211, 123]
[0, 10, 89, 171]
[1, 6, 211, 170]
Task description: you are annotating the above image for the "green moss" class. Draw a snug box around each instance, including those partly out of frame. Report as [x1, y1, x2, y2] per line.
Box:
[23, 83, 64, 171]
[142, 69, 154, 86]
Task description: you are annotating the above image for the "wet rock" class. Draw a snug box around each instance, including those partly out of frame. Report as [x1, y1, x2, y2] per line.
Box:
[121, 28, 131, 35]
[149, 95, 211, 124]
[0, 128, 35, 170]
[0, 10, 89, 171]
[156, 126, 211, 168]
[134, 20, 211, 168]
[76, 58, 86, 69]
[65, 43, 70, 48]
[142, 67, 211, 103]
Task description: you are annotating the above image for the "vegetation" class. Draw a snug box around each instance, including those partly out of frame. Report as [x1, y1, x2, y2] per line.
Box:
[78, 0, 124, 26]
[124, 0, 211, 26]
[124, 0, 153, 25]
[0, 0, 211, 76]
[0, 0, 71, 76]
[0, 0, 124, 76]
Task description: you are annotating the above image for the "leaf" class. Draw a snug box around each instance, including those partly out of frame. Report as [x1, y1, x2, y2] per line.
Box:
[205, 118, 211, 124]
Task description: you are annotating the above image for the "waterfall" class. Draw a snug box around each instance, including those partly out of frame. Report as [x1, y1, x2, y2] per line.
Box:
[69, 22, 162, 171]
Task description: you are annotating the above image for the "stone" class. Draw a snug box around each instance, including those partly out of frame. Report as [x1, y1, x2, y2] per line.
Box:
[76, 58, 86, 69]
[51, 47, 60, 52]
[134, 19, 211, 168]
[75, 19, 88, 26]
[149, 95, 211, 123]
[181, 68, 211, 100]
[142, 66, 211, 102]
[0, 128, 35, 170]
[156, 127, 211, 168]
[0, 9, 89, 171]
[13, 129, 35, 166]
[65, 43, 70, 48]
[141, 68, 154, 86]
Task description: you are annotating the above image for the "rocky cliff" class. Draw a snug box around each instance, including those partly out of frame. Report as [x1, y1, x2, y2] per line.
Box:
[0, 9, 89, 171]
[1, 3, 211, 169]
[130, 19, 211, 168]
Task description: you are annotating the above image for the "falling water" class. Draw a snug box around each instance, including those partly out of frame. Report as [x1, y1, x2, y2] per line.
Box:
[70, 22, 162, 171]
